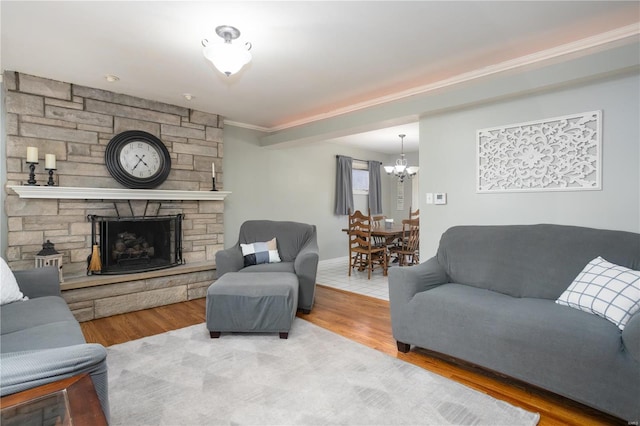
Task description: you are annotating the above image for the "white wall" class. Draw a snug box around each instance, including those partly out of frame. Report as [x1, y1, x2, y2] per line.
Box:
[419, 72, 640, 256]
[223, 125, 393, 260]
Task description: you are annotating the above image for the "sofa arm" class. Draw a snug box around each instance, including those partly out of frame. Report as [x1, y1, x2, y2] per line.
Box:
[13, 266, 61, 299]
[622, 312, 640, 363]
[389, 256, 448, 306]
[294, 237, 319, 312]
[0, 344, 109, 422]
[215, 246, 244, 278]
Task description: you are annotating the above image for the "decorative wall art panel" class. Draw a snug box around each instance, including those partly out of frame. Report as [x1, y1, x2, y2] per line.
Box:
[477, 111, 602, 193]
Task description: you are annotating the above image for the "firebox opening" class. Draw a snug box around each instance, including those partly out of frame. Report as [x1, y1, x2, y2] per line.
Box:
[89, 214, 183, 275]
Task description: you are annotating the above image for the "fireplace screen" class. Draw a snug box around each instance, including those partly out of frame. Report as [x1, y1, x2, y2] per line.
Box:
[89, 214, 183, 274]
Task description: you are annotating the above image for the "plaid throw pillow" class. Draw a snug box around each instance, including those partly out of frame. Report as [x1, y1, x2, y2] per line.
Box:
[240, 237, 282, 267]
[556, 257, 640, 330]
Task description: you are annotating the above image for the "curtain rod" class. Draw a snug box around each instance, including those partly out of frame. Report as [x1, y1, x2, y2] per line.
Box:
[335, 155, 377, 164]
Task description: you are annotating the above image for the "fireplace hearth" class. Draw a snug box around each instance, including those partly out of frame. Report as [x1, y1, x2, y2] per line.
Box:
[89, 214, 183, 275]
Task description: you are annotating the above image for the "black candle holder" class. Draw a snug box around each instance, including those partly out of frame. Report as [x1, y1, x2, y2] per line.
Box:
[46, 168, 57, 186]
[25, 162, 39, 186]
[211, 177, 218, 191]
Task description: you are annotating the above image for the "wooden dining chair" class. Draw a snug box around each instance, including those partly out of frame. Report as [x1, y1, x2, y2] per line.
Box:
[389, 218, 419, 266]
[371, 215, 387, 248]
[409, 206, 420, 220]
[348, 210, 387, 279]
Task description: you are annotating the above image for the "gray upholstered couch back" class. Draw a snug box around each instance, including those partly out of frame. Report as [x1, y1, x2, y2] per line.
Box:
[238, 220, 317, 262]
[436, 224, 640, 299]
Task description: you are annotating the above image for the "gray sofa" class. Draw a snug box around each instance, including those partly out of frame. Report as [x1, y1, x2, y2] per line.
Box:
[389, 224, 640, 421]
[216, 220, 319, 313]
[0, 266, 110, 422]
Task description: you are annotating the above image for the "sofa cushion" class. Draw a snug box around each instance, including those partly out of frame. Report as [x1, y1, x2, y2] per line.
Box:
[1, 296, 86, 352]
[241, 237, 281, 267]
[407, 284, 624, 370]
[405, 283, 639, 415]
[1, 258, 27, 305]
[1, 296, 77, 336]
[240, 261, 295, 275]
[436, 224, 640, 299]
[1, 320, 86, 353]
[556, 257, 640, 330]
[0, 295, 85, 353]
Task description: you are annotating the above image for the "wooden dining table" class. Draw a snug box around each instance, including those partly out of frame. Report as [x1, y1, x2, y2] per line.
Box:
[342, 224, 407, 274]
[341, 224, 406, 239]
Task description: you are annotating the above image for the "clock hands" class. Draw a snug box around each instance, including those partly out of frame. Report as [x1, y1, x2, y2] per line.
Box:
[131, 154, 149, 171]
[131, 158, 142, 171]
[136, 154, 149, 167]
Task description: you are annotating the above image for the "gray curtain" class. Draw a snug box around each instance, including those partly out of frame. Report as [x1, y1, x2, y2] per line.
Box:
[368, 160, 383, 215]
[335, 155, 353, 215]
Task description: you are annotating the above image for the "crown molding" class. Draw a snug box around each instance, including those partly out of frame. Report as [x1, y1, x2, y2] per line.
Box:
[223, 119, 271, 133]
[227, 24, 639, 134]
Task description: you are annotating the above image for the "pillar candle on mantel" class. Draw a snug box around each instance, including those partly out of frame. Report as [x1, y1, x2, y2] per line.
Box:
[45, 154, 56, 169]
[26, 147, 38, 163]
[212, 163, 215, 177]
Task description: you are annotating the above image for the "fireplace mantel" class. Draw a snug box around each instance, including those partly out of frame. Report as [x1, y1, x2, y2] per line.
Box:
[8, 185, 231, 201]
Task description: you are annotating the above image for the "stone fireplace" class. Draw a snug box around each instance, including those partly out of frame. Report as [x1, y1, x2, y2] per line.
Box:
[4, 71, 228, 321]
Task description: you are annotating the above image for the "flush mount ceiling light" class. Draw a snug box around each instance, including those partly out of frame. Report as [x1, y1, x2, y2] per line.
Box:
[202, 25, 252, 77]
[105, 74, 120, 82]
[384, 134, 419, 182]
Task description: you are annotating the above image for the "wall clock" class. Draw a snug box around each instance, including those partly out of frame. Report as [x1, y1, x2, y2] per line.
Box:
[105, 131, 171, 189]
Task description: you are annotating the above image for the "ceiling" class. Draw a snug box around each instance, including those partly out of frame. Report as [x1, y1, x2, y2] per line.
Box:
[326, 123, 420, 155]
[1, 1, 638, 154]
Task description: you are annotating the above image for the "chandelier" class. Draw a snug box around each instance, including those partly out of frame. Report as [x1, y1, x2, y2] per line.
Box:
[384, 134, 419, 182]
[202, 26, 252, 77]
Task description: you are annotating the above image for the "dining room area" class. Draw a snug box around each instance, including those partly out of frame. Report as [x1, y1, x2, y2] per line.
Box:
[322, 206, 420, 301]
[324, 127, 420, 300]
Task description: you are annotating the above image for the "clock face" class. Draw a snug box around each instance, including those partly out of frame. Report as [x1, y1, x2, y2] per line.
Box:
[105, 131, 171, 189]
[119, 140, 162, 179]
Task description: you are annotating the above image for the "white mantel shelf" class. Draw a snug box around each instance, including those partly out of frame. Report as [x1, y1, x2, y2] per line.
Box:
[8, 185, 231, 201]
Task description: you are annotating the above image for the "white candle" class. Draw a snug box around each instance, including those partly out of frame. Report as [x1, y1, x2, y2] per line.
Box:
[27, 147, 38, 163]
[45, 154, 56, 169]
[212, 162, 215, 177]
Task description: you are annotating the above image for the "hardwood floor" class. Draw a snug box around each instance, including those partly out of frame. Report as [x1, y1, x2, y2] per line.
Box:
[81, 298, 207, 346]
[81, 285, 622, 425]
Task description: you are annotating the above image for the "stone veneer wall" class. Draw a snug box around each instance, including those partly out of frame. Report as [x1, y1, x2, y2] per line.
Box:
[3, 71, 224, 319]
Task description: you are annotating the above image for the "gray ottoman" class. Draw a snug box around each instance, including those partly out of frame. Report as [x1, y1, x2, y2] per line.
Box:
[206, 272, 299, 339]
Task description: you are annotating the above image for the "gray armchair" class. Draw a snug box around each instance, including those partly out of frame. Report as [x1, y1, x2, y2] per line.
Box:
[216, 220, 319, 313]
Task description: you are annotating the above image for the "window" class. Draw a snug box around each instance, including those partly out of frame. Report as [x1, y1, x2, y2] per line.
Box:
[352, 160, 369, 194]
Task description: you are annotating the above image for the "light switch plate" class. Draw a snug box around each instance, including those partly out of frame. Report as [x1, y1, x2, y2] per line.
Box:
[425, 193, 434, 204]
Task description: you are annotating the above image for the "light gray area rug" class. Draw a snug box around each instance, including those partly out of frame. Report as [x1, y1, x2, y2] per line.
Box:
[107, 319, 540, 425]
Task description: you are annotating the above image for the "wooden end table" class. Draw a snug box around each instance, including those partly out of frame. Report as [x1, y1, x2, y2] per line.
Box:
[0, 373, 107, 426]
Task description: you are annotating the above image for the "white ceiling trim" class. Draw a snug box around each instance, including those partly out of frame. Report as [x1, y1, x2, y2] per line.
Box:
[223, 119, 271, 133]
[225, 24, 639, 134]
